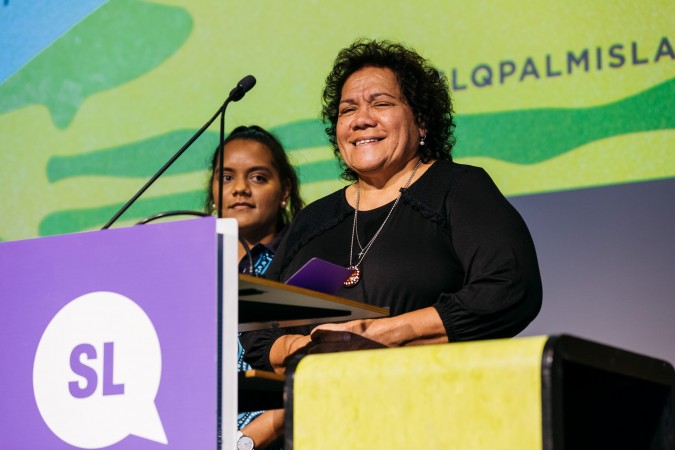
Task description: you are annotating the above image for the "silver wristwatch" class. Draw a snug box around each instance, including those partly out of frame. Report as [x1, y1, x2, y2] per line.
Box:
[237, 431, 255, 450]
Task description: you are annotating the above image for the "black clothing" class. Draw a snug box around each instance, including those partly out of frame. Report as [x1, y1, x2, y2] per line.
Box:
[241, 161, 542, 371]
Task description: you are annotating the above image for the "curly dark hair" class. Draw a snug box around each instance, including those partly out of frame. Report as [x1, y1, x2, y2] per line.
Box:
[205, 125, 303, 230]
[321, 38, 456, 181]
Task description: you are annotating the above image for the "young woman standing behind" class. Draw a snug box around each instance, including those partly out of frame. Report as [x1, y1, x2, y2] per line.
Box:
[206, 125, 303, 449]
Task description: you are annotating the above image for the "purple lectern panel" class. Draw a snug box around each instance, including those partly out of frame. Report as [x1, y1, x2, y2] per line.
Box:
[0, 217, 218, 449]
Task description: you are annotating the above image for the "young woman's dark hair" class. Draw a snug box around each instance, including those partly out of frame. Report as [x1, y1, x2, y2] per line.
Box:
[321, 38, 456, 182]
[205, 125, 303, 229]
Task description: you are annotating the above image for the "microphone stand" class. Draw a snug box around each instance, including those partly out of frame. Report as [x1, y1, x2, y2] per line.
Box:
[101, 103, 227, 230]
[101, 74, 258, 276]
[216, 97, 255, 274]
[101, 75, 256, 230]
[217, 97, 227, 220]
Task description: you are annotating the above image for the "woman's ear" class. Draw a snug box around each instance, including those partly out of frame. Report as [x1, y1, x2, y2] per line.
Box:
[419, 127, 427, 138]
[416, 115, 427, 138]
[282, 181, 291, 205]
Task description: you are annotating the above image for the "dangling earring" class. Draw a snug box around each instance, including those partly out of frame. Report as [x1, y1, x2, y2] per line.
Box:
[212, 203, 217, 210]
[419, 135, 427, 146]
[281, 200, 287, 208]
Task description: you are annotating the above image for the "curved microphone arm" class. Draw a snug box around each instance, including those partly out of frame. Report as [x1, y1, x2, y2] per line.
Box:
[101, 75, 256, 230]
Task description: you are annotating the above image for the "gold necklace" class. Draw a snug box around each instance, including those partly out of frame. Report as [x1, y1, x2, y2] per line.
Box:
[344, 159, 422, 288]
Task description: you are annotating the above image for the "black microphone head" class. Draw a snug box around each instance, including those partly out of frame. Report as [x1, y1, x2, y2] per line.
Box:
[229, 75, 256, 102]
[239, 75, 256, 91]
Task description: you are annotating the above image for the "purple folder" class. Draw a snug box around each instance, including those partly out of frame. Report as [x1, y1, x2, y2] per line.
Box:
[284, 257, 352, 295]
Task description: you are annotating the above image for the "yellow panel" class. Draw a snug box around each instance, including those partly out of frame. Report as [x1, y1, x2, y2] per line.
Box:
[292, 336, 548, 450]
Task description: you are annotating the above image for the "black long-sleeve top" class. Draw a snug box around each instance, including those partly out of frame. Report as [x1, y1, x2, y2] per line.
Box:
[241, 161, 542, 371]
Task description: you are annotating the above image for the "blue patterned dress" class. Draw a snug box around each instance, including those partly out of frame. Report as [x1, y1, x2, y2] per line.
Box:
[237, 242, 275, 430]
[236, 235, 285, 449]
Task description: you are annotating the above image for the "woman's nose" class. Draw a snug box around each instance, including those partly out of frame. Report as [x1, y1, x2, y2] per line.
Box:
[232, 178, 250, 195]
[352, 106, 377, 129]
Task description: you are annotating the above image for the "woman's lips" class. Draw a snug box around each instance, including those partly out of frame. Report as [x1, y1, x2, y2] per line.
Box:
[354, 137, 383, 146]
[229, 202, 254, 210]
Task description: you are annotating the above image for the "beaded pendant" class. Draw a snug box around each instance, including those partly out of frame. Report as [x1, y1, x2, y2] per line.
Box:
[343, 265, 361, 288]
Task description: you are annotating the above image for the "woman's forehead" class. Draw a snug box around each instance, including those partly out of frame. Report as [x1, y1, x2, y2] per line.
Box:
[219, 140, 276, 168]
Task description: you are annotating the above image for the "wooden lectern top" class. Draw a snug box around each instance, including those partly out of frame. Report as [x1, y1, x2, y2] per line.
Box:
[238, 274, 389, 332]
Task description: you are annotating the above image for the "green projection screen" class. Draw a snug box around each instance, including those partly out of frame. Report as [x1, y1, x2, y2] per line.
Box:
[1, 0, 673, 363]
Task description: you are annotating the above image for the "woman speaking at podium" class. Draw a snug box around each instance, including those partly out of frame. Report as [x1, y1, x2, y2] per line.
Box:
[240, 39, 543, 374]
[207, 125, 303, 449]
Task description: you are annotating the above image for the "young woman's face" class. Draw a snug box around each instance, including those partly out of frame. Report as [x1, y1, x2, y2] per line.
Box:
[211, 138, 289, 243]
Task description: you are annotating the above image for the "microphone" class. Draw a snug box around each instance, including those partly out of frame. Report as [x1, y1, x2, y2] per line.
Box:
[228, 75, 256, 102]
[218, 75, 257, 272]
[101, 75, 256, 230]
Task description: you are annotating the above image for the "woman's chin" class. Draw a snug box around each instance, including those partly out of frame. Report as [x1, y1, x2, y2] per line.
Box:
[346, 160, 386, 176]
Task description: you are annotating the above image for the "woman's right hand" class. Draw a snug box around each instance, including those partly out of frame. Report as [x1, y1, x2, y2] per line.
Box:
[242, 409, 285, 449]
[269, 334, 312, 374]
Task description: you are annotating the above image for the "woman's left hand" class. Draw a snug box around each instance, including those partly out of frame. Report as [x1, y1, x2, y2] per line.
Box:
[308, 319, 388, 353]
[308, 307, 449, 354]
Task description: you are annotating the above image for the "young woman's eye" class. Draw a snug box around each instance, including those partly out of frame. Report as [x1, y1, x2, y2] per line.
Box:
[221, 174, 234, 182]
[251, 174, 268, 183]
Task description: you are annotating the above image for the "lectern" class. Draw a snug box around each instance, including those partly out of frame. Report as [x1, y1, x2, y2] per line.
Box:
[1, 218, 230, 448]
[0, 217, 387, 449]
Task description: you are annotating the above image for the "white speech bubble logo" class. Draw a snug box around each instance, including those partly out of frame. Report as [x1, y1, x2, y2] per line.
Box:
[33, 291, 167, 448]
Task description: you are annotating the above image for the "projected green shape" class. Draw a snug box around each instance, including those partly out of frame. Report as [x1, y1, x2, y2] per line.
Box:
[0, 0, 193, 128]
[273, 119, 331, 150]
[39, 190, 206, 236]
[47, 78, 674, 184]
[454, 78, 674, 163]
[47, 121, 335, 183]
[47, 130, 220, 181]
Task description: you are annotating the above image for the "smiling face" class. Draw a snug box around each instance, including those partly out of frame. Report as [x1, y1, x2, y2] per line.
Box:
[211, 138, 290, 245]
[336, 66, 425, 184]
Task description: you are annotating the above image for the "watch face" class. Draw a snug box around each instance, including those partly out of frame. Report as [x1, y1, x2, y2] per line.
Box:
[237, 435, 255, 450]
